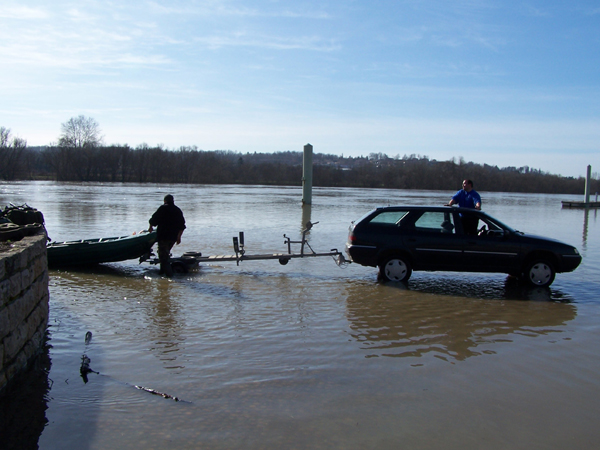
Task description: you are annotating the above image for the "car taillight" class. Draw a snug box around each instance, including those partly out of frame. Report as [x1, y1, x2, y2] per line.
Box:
[349, 233, 357, 242]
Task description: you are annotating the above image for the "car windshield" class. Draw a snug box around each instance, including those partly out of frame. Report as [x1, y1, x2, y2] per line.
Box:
[479, 212, 516, 233]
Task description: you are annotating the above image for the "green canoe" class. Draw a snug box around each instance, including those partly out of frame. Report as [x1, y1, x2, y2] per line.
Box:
[47, 231, 157, 267]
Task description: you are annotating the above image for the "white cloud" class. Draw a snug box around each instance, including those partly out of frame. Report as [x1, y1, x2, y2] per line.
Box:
[146, 0, 330, 19]
[194, 32, 340, 51]
[0, 5, 49, 19]
[0, 0, 598, 179]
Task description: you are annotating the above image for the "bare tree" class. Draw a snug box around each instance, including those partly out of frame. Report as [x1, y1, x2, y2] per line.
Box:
[58, 115, 103, 148]
[57, 115, 103, 181]
[0, 126, 27, 180]
[42, 145, 73, 181]
[0, 126, 8, 147]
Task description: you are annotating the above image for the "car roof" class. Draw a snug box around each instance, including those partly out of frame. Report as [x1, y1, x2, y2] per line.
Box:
[373, 205, 481, 213]
[365, 206, 515, 231]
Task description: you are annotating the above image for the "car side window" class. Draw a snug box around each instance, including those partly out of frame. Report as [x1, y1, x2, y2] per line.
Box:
[369, 210, 409, 225]
[414, 212, 456, 234]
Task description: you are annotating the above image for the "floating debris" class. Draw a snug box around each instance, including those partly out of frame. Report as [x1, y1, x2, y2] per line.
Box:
[78, 331, 188, 402]
[134, 385, 181, 402]
[80, 355, 98, 384]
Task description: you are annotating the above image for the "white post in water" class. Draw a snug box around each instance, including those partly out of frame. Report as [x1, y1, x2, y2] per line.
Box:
[302, 143, 313, 205]
[584, 165, 591, 204]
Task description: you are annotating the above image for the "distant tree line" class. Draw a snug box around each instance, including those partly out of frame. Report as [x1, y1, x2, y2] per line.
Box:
[2, 117, 598, 195]
[1, 127, 28, 181]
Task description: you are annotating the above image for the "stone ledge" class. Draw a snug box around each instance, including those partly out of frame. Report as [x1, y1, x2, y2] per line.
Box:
[0, 232, 49, 395]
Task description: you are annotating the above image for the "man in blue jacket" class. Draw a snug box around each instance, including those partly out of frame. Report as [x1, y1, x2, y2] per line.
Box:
[149, 194, 186, 277]
[448, 180, 482, 235]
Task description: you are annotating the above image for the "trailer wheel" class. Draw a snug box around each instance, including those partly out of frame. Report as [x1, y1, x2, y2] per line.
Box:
[171, 262, 188, 273]
[279, 257, 290, 265]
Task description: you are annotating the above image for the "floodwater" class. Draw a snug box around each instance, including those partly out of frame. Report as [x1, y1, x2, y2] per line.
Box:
[1, 181, 600, 450]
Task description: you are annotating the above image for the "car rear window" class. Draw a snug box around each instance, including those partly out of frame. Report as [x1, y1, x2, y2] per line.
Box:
[369, 210, 409, 225]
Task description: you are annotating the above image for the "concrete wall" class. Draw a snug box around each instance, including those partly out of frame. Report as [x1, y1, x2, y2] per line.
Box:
[0, 233, 49, 394]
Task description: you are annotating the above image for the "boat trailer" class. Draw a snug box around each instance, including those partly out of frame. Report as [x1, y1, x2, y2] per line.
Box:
[141, 221, 348, 273]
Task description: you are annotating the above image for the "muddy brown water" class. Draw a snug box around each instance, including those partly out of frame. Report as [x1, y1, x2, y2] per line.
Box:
[1, 181, 599, 449]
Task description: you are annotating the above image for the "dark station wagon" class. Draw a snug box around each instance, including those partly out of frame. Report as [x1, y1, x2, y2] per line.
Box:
[345, 206, 582, 287]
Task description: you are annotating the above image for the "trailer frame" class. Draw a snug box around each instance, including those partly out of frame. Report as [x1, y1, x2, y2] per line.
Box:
[141, 221, 348, 273]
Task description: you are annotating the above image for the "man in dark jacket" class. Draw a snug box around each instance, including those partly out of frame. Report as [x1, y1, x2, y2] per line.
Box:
[148, 194, 186, 277]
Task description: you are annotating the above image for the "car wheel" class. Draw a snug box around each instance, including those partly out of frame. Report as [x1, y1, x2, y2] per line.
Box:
[524, 260, 555, 287]
[379, 256, 412, 282]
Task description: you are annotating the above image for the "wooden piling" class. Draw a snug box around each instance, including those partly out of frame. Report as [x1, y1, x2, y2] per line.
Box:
[584, 164, 591, 204]
[562, 165, 599, 208]
[302, 143, 313, 205]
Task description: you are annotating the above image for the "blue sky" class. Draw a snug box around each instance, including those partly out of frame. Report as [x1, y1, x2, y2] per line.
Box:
[1, 0, 599, 178]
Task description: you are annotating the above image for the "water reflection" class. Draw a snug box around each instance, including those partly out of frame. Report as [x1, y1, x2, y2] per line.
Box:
[52, 266, 190, 373]
[408, 274, 576, 302]
[147, 281, 186, 371]
[55, 187, 104, 238]
[344, 280, 576, 362]
[582, 207, 598, 249]
[2, 183, 598, 449]
[0, 340, 51, 449]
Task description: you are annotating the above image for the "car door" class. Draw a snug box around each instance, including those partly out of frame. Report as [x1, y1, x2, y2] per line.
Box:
[459, 212, 522, 272]
[401, 210, 464, 270]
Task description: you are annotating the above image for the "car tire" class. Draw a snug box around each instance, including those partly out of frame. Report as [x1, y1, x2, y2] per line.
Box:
[379, 256, 412, 283]
[523, 260, 555, 287]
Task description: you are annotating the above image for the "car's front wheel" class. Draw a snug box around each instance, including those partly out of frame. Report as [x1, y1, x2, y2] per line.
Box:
[523, 260, 555, 287]
[379, 256, 412, 283]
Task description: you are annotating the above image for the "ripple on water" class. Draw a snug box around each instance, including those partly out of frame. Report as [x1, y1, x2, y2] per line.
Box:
[3, 183, 598, 449]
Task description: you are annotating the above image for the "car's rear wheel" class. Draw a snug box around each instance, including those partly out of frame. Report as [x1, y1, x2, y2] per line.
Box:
[523, 260, 555, 287]
[379, 256, 412, 283]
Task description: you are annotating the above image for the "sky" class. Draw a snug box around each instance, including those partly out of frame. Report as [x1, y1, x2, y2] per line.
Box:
[1, 0, 599, 178]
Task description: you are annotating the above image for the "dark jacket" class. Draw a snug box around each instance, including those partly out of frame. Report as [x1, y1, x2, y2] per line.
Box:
[149, 203, 186, 241]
